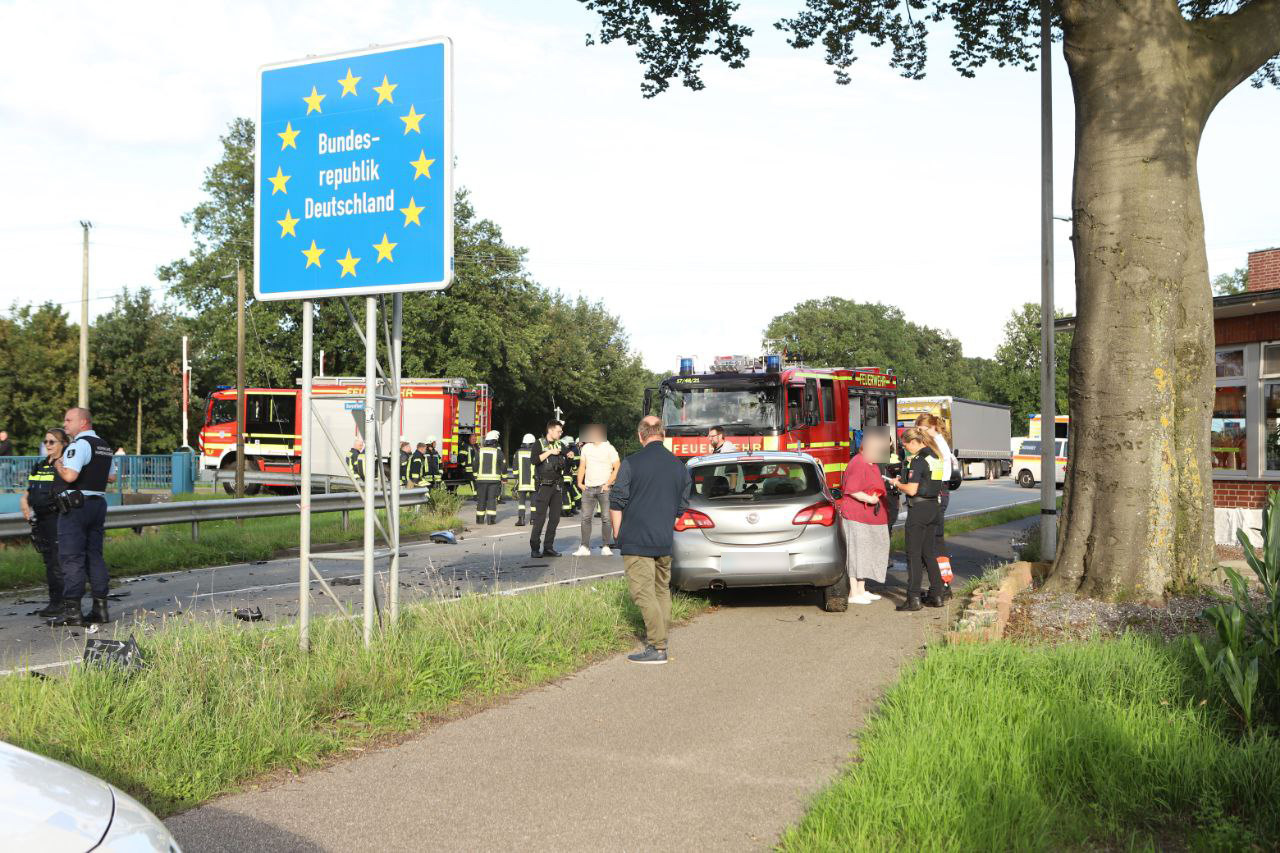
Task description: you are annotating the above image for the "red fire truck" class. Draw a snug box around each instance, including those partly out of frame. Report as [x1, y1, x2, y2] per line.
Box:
[199, 377, 492, 491]
[645, 355, 898, 487]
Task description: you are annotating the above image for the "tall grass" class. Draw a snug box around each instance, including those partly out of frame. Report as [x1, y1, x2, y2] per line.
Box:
[780, 637, 1280, 851]
[0, 580, 706, 816]
[0, 493, 464, 591]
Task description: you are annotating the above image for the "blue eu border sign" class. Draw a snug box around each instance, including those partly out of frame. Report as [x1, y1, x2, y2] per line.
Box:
[255, 37, 453, 301]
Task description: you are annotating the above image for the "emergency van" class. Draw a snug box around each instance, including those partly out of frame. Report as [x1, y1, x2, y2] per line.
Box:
[199, 377, 491, 491]
[645, 355, 898, 487]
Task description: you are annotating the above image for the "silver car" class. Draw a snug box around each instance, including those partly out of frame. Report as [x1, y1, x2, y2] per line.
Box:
[671, 451, 850, 611]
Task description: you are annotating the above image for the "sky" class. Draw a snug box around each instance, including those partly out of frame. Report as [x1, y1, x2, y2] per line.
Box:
[0, 0, 1276, 376]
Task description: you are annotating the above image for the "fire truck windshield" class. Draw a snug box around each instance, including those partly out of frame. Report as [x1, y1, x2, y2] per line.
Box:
[659, 383, 781, 435]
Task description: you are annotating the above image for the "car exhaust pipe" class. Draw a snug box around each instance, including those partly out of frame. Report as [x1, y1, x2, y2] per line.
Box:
[708, 579, 727, 591]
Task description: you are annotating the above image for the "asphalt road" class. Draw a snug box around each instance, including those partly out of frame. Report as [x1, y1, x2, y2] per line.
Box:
[0, 480, 1036, 675]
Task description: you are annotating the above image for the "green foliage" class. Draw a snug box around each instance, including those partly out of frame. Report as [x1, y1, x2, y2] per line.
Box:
[1192, 489, 1280, 731]
[89, 289, 187, 452]
[579, 2, 1280, 96]
[159, 119, 651, 454]
[763, 298, 988, 397]
[780, 637, 1280, 850]
[988, 302, 1071, 433]
[0, 303, 79, 452]
[1213, 267, 1249, 296]
[0, 582, 709, 816]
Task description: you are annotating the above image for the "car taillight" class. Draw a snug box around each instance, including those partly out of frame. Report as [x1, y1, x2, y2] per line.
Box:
[674, 509, 715, 532]
[793, 501, 836, 527]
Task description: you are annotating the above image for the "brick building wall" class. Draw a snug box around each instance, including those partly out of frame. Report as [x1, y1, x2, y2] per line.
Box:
[1213, 479, 1276, 509]
[1247, 247, 1280, 293]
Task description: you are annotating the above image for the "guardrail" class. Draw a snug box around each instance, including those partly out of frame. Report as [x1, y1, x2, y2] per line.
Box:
[0, 488, 437, 541]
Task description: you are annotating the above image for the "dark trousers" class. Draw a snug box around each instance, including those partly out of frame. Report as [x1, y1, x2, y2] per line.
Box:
[904, 499, 942, 599]
[529, 484, 562, 551]
[57, 497, 109, 600]
[516, 489, 534, 514]
[936, 488, 950, 552]
[885, 489, 900, 529]
[475, 480, 500, 521]
[34, 512, 62, 601]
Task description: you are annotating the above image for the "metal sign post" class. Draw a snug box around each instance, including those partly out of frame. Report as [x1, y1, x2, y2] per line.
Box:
[255, 37, 452, 650]
[1039, 0, 1058, 561]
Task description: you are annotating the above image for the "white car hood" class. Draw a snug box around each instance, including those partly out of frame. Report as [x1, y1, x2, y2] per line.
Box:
[0, 740, 112, 852]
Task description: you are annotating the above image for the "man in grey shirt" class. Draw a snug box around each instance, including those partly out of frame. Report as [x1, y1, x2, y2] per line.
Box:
[609, 416, 691, 665]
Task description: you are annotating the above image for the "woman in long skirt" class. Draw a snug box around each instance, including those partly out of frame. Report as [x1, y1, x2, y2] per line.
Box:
[836, 429, 891, 605]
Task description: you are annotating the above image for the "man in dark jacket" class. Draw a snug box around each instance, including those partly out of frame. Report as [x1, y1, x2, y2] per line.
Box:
[609, 416, 691, 665]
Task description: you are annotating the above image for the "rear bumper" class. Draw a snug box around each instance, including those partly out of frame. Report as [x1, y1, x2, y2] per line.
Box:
[671, 531, 845, 591]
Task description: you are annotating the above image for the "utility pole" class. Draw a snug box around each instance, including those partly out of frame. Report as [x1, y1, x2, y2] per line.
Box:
[78, 221, 92, 407]
[235, 261, 247, 500]
[1039, 0, 1058, 561]
[181, 335, 190, 448]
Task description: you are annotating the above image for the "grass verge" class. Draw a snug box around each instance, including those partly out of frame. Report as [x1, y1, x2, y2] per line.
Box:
[0, 493, 465, 592]
[779, 636, 1280, 851]
[889, 499, 1045, 552]
[0, 580, 707, 817]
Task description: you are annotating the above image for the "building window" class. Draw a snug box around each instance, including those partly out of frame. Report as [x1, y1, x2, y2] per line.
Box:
[1217, 348, 1245, 378]
[1213, 386, 1247, 471]
[1265, 344, 1280, 378]
[1266, 384, 1280, 472]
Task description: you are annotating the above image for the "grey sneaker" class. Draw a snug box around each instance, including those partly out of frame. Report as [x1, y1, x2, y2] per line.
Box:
[627, 644, 668, 665]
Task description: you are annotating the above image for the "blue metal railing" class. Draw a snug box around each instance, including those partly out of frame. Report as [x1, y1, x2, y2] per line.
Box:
[0, 452, 197, 495]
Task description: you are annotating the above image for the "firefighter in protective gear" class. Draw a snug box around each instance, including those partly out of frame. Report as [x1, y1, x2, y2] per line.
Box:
[398, 441, 412, 487]
[408, 442, 428, 487]
[424, 437, 442, 489]
[474, 429, 506, 525]
[346, 437, 366, 482]
[511, 433, 536, 526]
[560, 435, 581, 516]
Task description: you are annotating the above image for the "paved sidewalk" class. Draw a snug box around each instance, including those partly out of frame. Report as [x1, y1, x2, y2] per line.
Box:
[167, 519, 1030, 852]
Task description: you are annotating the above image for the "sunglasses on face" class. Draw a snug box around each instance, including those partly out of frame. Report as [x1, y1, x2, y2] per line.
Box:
[43, 440, 59, 446]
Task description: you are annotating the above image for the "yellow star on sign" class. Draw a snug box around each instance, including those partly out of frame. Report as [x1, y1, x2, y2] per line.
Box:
[338, 67, 361, 97]
[373, 75, 397, 105]
[302, 240, 324, 268]
[303, 86, 326, 114]
[337, 248, 361, 278]
[400, 105, 424, 134]
[268, 166, 291, 195]
[399, 197, 424, 227]
[276, 210, 299, 238]
[410, 150, 435, 179]
[373, 233, 397, 263]
[278, 121, 300, 150]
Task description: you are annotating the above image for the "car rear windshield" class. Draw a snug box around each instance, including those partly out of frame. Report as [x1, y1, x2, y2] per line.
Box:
[690, 460, 823, 501]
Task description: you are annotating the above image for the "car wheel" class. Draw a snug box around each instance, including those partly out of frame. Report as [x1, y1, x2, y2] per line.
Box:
[1016, 470, 1035, 489]
[822, 570, 851, 612]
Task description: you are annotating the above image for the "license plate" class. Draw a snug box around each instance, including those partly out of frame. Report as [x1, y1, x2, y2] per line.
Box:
[719, 552, 791, 572]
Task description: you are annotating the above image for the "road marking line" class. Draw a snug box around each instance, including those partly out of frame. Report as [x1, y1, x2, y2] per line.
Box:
[0, 658, 80, 677]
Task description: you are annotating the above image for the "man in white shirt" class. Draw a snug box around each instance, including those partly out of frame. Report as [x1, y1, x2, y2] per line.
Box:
[708, 425, 737, 454]
[574, 424, 621, 556]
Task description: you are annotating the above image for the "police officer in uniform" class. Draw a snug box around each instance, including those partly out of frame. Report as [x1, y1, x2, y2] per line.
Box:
[49, 407, 116, 626]
[347, 437, 366, 483]
[880, 433, 904, 569]
[512, 433, 536, 526]
[21, 428, 70, 617]
[529, 420, 566, 557]
[473, 430, 505, 525]
[890, 427, 945, 612]
[408, 442, 428, 488]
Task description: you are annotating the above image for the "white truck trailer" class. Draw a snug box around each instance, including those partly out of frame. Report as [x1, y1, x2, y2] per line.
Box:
[896, 396, 1013, 479]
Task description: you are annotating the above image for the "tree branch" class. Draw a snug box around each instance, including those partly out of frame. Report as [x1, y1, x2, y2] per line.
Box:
[1196, 0, 1280, 99]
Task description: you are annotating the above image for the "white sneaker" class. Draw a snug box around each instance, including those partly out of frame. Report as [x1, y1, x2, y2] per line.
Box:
[600, 546, 613, 556]
[850, 593, 876, 605]
[864, 592, 882, 601]
[572, 545, 591, 557]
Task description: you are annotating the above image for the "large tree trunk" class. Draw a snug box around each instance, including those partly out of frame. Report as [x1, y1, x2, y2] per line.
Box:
[1049, 0, 1280, 601]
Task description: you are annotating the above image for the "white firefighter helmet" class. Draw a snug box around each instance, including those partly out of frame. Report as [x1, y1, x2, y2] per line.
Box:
[522, 433, 536, 444]
[485, 429, 500, 442]
[425, 436, 438, 445]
